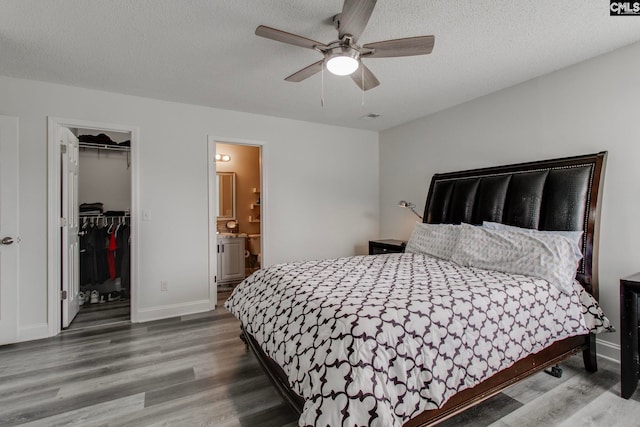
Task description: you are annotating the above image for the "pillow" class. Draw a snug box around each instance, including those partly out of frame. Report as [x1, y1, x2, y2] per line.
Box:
[451, 223, 582, 294]
[482, 221, 584, 259]
[574, 282, 614, 334]
[404, 223, 460, 260]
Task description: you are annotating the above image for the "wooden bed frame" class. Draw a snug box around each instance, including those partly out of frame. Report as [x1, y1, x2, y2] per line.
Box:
[242, 151, 608, 426]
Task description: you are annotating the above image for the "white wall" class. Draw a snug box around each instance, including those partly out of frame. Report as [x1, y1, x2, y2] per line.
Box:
[380, 41, 640, 361]
[0, 75, 378, 338]
[79, 149, 132, 212]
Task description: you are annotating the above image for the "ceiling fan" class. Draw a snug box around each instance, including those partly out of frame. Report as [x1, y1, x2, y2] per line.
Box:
[255, 0, 435, 91]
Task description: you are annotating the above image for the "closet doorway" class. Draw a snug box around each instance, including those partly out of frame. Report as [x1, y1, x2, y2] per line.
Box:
[208, 137, 266, 307]
[48, 118, 138, 335]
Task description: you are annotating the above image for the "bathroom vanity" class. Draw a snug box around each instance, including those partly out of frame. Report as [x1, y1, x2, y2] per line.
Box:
[217, 235, 245, 285]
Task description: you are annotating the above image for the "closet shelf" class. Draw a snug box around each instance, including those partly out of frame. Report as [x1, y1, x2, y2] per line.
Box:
[79, 142, 131, 152]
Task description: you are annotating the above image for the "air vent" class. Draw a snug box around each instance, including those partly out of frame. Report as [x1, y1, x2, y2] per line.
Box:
[359, 113, 381, 120]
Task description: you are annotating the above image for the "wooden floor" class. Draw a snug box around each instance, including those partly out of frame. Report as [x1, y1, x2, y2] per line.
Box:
[0, 293, 638, 427]
[65, 299, 131, 331]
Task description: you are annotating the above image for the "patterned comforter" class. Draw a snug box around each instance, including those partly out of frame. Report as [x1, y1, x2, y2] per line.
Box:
[224, 253, 591, 427]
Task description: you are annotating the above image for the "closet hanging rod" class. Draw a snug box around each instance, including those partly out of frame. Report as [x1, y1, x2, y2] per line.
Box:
[80, 214, 130, 226]
[79, 213, 131, 218]
[79, 142, 130, 152]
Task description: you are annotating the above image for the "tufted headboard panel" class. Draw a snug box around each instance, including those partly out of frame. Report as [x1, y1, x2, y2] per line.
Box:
[423, 152, 607, 298]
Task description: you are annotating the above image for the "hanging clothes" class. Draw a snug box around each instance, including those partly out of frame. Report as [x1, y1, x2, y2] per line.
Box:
[120, 225, 131, 293]
[94, 225, 110, 283]
[115, 224, 126, 279]
[107, 226, 117, 280]
[79, 224, 95, 286]
[79, 216, 130, 300]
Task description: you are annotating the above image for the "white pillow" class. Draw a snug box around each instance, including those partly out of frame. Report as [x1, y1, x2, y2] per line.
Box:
[451, 223, 582, 294]
[404, 223, 460, 260]
[482, 221, 584, 259]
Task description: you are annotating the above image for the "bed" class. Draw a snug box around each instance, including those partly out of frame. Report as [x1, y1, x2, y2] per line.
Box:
[225, 152, 609, 426]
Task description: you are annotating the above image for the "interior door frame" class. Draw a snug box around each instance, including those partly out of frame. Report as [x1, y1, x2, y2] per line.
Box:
[47, 117, 140, 335]
[207, 136, 267, 309]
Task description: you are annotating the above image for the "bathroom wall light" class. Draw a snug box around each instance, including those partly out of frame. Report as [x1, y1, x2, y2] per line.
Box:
[215, 153, 231, 162]
[398, 200, 423, 219]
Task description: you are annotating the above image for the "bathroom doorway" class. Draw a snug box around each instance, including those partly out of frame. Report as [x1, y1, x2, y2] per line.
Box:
[207, 137, 265, 307]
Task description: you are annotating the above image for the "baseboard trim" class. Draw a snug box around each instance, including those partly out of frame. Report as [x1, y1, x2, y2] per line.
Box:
[135, 299, 212, 323]
[18, 323, 50, 342]
[596, 338, 620, 363]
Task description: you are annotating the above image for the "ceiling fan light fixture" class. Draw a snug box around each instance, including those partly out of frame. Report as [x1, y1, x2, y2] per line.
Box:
[326, 55, 359, 76]
[256, 0, 435, 91]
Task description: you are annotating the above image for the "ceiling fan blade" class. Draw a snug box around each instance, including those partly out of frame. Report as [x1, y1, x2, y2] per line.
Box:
[363, 35, 435, 58]
[338, 0, 377, 42]
[256, 25, 328, 50]
[284, 60, 324, 82]
[351, 62, 380, 91]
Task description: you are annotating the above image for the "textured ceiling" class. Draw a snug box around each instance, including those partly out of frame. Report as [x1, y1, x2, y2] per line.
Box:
[1, 1, 640, 131]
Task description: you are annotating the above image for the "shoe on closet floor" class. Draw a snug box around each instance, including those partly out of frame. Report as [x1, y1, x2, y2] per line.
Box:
[79, 291, 85, 306]
[90, 290, 99, 304]
[99, 294, 106, 303]
[107, 291, 121, 302]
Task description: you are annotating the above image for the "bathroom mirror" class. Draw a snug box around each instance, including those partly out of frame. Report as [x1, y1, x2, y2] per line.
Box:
[217, 172, 236, 220]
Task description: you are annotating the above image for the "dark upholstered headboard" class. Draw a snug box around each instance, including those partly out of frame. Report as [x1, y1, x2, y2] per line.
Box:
[423, 152, 607, 299]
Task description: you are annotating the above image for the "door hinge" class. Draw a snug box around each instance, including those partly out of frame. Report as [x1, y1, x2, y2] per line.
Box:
[214, 275, 217, 283]
[60, 144, 67, 154]
[60, 290, 68, 300]
[59, 217, 67, 227]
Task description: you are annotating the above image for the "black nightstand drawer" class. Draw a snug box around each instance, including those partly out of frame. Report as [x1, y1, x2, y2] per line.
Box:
[369, 239, 406, 255]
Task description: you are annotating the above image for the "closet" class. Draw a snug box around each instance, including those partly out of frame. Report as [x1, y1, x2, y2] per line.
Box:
[67, 129, 132, 329]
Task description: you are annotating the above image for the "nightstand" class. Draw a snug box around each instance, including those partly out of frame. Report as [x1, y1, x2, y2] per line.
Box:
[369, 239, 406, 255]
[621, 273, 640, 398]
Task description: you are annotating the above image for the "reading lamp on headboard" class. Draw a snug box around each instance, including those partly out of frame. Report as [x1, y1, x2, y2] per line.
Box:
[398, 200, 423, 219]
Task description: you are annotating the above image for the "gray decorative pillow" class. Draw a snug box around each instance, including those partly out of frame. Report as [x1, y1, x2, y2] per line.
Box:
[482, 221, 584, 259]
[404, 223, 460, 260]
[451, 223, 582, 294]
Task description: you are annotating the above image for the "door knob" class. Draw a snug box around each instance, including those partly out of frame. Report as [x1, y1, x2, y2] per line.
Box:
[1, 237, 14, 245]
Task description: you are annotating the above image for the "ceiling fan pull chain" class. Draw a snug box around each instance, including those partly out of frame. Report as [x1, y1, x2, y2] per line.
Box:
[321, 65, 325, 107]
[361, 66, 365, 107]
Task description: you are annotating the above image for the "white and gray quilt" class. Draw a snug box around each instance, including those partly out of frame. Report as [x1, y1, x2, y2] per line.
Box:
[225, 253, 602, 427]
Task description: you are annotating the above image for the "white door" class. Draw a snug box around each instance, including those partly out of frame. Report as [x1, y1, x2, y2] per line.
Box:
[60, 127, 80, 328]
[0, 116, 19, 344]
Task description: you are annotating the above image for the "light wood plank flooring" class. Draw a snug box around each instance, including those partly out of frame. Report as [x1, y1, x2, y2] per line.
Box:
[0, 294, 638, 426]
